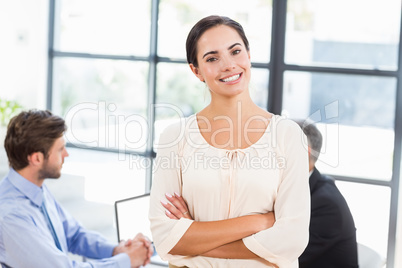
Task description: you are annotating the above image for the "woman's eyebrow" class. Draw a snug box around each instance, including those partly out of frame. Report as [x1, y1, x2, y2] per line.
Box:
[202, 43, 243, 59]
[202, 50, 218, 59]
[228, 42, 242, 50]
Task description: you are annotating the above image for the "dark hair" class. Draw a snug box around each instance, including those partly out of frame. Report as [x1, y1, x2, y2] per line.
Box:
[4, 109, 67, 170]
[186, 15, 250, 68]
[294, 119, 323, 163]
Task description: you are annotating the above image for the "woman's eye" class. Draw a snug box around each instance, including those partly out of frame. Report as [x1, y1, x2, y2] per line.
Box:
[206, 57, 217, 62]
[232, 49, 241, 55]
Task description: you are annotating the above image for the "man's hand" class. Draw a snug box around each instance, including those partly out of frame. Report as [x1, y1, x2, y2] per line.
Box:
[113, 233, 153, 267]
[161, 192, 193, 220]
[127, 233, 154, 265]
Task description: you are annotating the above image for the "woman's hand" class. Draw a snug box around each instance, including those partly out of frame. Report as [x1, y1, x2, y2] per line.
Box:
[161, 192, 193, 220]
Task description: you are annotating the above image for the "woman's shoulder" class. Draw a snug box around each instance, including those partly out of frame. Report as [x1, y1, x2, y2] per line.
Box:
[267, 115, 305, 151]
[159, 114, 194, 130]
[270, 114, 301, 133]
[156, 115, 196, 146]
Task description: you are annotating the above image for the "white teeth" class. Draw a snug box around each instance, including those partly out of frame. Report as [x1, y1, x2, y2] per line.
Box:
[222, 74, 240, 82]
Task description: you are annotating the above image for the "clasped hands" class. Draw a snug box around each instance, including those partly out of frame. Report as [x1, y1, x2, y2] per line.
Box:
[113, 232, 154, 268]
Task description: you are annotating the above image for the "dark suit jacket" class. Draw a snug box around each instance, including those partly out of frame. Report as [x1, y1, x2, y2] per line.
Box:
[299, 168, 358, 268]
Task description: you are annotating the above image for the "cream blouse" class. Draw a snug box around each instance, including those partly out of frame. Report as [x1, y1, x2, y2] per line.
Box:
[149, 114, 310, 268]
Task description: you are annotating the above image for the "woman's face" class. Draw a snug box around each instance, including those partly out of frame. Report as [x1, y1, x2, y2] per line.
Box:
[190, 25, 251, 98]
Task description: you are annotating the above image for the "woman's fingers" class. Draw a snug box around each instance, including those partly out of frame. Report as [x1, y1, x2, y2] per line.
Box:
[173, 193, 193, 220]
[161, 192, 192, 219]
[160, 199, 181, 219]
[165, 193, 187, 212]
[174, 192, 189, 209]
[164, 207, 178, 219]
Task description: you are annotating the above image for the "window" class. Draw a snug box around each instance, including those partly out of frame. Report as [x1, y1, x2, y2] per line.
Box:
[52, 58, 149, 152]
[285, 0, 400, 70]
[56, 0, 151, 56]
[0, 0, 48, 111]
[283, 71, 396, 180]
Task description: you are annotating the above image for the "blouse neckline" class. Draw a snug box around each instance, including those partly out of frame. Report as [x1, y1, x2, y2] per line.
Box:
[190, 113, 274, 152]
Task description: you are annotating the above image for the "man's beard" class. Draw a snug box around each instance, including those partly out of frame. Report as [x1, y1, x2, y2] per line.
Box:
[38, 160, 61, 180]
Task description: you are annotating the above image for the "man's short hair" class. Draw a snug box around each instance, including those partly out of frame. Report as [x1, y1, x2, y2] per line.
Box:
[294, 119, 323, 163]
[4, 109, 67, 170]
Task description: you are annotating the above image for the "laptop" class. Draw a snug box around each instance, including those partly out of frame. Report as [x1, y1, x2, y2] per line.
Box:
[114, 194, 168, 266]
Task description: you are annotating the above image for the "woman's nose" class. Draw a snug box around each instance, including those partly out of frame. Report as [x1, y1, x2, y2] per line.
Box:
[220, 55, 235, 71]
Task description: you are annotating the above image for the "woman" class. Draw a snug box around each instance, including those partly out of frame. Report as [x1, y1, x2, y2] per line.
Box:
[149, 15, 310, 268]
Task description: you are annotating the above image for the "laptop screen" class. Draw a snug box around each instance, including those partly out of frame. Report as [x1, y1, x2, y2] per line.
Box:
[114, 194, 168, 266]
[115, 194, 152, 242]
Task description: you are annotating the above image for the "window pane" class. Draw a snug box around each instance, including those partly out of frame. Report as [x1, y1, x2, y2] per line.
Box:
[53, 58, 149, 152]
[286, 0, 401, 69]
[154, 62, 206, 142]
[156, 62, 207, 118]
[336, 181, 390, 258]
[283, 71, 396, 180]
[158, 0, 272, 63]
[250, 68, 269, 109]
[55, 0, 151, 56]
[0, 1, 48, 110]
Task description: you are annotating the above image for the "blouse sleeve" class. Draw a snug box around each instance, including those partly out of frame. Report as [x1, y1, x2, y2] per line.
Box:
[242, 118, 311, 267]
[148, 121, 194, 261]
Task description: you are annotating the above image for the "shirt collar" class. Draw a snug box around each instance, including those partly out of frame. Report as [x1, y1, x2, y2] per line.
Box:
[7, 168, 44, 207]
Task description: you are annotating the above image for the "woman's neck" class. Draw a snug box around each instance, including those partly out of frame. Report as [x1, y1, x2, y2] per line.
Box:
[203, 92, 260, 119]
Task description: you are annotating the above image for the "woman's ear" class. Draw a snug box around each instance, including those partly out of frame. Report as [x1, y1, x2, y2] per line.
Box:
[189, 64, 205, 82]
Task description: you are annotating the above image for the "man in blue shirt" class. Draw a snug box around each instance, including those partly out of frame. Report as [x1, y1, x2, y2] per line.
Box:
[0, 109, 153, 267]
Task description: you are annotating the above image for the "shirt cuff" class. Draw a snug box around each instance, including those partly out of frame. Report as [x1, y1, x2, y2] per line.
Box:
[157, 218, 194, 259]
[243, 235, 292, 268]
[111, 253, 131, 268]
[100, 242, 118, 258]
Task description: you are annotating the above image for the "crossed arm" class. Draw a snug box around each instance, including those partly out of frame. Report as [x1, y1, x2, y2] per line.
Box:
[161, 192, 276, 260]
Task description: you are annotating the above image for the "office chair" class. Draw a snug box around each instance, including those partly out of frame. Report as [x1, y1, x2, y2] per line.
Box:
[357, 243, 386, 268]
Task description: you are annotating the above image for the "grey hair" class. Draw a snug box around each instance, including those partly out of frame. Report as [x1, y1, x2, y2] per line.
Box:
[294, 119, 323, 163]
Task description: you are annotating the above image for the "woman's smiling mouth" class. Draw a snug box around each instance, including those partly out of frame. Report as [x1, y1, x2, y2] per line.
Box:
[220, 73, 242, 83]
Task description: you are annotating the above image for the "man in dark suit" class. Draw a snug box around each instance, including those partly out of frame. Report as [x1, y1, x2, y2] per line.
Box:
[295, 120, 358, 268]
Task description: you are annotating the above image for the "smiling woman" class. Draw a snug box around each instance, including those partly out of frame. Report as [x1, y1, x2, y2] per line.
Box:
[149, 15, 310, 268]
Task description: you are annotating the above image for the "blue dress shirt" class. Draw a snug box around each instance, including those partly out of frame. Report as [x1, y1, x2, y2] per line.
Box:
[0, 169, 131, 268]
